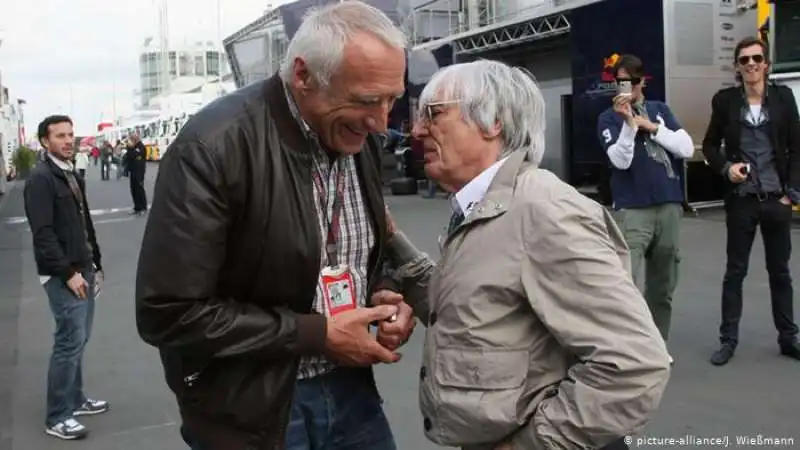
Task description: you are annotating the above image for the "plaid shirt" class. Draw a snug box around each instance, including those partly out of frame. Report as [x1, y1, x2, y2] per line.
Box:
[285, 87, 375, 380]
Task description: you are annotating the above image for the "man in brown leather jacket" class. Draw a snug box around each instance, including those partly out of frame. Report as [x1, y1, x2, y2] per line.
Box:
[135, 2, 417, 449]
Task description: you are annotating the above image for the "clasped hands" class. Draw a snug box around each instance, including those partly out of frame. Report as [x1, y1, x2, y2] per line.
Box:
[323, 289, 416, 366]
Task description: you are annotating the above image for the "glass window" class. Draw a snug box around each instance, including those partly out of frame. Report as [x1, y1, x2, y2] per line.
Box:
[179, 52, 191, 76]
[206, 51, 221, 76]
[772, 1, 800, 73]
[195, 55, 205, 75]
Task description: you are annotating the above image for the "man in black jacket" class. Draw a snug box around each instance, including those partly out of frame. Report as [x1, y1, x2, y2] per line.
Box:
[25, 115, 109, 441]
[702, 36, 800, 366]
[135, 3, 417, 450]
[123, 134, 147, 215]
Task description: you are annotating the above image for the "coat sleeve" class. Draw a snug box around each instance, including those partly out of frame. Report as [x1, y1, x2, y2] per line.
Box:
[702, 91, 730, 176]
[510, 193, 671, 449]
[380, 230, 435, 325]
[24, 172, 77, 281]
[597, 110, 638, 170]
[135, 140, 327, 360]
[781, 87, 800, 191]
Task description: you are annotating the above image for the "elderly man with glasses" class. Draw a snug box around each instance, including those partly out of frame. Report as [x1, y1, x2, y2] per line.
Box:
[378, 60, 671, 450]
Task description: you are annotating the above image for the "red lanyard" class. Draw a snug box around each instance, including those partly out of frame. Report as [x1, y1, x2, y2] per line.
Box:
[311, 158, 348, 267]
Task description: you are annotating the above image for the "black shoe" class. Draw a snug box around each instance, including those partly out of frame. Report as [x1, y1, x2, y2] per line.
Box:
[779, 341, 800, 360]
[710, 343, 735, 366]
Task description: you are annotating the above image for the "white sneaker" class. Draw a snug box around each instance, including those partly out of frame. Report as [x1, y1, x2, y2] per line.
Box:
[74, 398, 110, 416]
[45, 418, 88, 440]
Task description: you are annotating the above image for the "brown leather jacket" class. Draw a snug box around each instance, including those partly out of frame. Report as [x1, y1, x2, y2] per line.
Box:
[135, 75, 389, 449]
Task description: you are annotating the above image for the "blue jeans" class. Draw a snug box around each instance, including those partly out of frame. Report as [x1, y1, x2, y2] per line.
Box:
[181, 368, 396, 450]
[286, 368, 395, 450]
[44, 270, 95, 426]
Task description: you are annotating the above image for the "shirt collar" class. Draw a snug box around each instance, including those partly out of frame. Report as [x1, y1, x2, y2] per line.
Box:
[48, 153, 74, 171]
[450, 156, 510, 216]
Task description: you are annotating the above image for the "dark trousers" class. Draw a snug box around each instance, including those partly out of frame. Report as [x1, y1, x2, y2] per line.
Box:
[44, 270, 95, 426]
[100, 158, 110, 180]
[129, 169, 147, 212]
[720, 194, 797, 346]
[181, 368, 395, 450]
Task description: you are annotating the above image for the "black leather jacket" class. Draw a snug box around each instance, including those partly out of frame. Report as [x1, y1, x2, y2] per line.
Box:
[25, 157, 102, 280]
[135, 75, 389, 449]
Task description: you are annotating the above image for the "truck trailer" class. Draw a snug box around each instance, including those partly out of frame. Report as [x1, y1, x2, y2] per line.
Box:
[407, 0, 758, 207]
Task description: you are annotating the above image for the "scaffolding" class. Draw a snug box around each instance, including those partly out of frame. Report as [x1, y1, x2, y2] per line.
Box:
[453, 13, 571, 54]
[411, 0, 595, 55]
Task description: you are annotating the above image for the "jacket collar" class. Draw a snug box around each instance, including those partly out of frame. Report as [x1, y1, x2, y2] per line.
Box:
[43, 154, 72, 182]
[48, 153, 73, 171]
[264, 75, 314, 158]
[450, 157, 509, 216]
[460, 150, 531, 227]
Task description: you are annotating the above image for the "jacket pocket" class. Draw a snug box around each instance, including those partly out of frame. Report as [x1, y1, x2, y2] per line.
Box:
[423, 347, 530, 446]
[164, 352, 293, 432]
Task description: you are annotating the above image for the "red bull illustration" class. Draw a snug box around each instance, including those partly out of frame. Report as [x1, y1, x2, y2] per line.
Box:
[601, 53, 620, 82]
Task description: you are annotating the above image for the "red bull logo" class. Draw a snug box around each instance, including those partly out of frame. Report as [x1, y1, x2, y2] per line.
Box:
[601, 53, 620, 82]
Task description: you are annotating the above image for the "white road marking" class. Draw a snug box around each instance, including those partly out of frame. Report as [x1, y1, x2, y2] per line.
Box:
[3, 204, 151, 225]
[93, 216, 140, 225]
[15, 215, 141, 232]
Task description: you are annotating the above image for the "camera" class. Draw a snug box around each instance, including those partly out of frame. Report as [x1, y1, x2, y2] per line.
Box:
[617, 80, 633, 97]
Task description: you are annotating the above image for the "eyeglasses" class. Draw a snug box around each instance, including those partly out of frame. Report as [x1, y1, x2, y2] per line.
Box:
[419, 100, 461, 124]
[737, 54, 764, 65]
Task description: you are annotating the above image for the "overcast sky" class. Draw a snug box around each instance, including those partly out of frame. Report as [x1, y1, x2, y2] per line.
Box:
[0, 0, 293, 137]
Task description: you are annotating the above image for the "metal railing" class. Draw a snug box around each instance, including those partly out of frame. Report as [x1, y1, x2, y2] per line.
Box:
[408, 0, 590, 46]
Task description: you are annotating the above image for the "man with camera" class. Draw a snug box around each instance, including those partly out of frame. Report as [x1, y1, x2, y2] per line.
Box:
[702, 37, 800, 366]
[596, 54, 695, 353]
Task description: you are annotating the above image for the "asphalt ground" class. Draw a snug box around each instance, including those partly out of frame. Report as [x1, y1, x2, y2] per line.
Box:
[0, 163, 798, 449]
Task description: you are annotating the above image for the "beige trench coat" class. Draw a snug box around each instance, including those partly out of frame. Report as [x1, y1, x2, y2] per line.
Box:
[387, 150, 671, 450]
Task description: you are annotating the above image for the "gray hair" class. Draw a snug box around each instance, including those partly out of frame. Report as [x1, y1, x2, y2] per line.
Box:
[418, 60, 546, 165]
[279, 1, 407, 88]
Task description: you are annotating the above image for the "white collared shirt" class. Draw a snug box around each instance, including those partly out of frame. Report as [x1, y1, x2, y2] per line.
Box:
[450, 157, 509, 217]
[48, 153, 74, 171]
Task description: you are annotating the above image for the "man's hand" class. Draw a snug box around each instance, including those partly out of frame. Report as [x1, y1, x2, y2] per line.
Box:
[727, 162, 748, 184]
[324, 305, 401, 366]
[633, 115, 658, 133]
[779, 195, 791, 206]
[494, 442, 513, 450]
[612, 95, 634, 126]
[372, 290, 416, 351]
[67, 272, 89, 300]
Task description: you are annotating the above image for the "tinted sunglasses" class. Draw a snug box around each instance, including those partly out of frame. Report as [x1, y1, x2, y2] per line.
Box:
[616, 76, 642, 85]
[737, 54, 764, 65]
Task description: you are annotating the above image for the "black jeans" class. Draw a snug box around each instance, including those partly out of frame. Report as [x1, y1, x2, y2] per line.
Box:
[100, 158, 110, 180]
[720, 193, 797, 347]
[129, 169, 147, 212]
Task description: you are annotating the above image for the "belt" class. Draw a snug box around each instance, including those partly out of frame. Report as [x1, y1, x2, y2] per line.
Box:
[737, 191, 783, 201]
